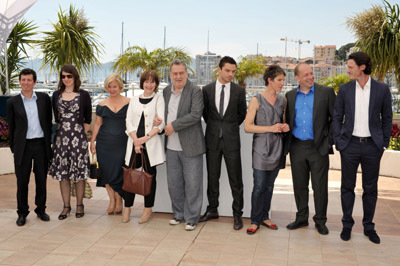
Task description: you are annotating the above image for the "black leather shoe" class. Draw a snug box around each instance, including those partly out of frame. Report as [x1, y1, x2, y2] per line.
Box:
[364, 229, 380, 244]
[16, 215, 26, 226]
[315, 224, 329, 235]
[233, 216, 243, 230]
[340, 228, 351, 241]
[37, 212, 50, 222]
[199, 211, 219, 222]
[286, 220, 309, 230]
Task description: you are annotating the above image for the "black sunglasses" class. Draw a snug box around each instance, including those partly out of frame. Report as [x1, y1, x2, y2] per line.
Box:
[61, 74, 73, 79]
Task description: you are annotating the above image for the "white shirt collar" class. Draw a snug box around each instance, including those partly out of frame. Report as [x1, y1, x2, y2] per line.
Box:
[356, 76, 371, 91]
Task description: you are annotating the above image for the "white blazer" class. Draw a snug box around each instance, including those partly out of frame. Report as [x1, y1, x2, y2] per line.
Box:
[125, 93, 165, 167]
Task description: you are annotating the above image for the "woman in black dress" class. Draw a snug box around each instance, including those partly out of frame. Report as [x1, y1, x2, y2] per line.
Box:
[49, 64, 92, 219]
[90, 74, 130, 215]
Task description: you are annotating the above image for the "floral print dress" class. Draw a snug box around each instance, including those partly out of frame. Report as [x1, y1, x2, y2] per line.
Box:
[49, 93, 90, 181]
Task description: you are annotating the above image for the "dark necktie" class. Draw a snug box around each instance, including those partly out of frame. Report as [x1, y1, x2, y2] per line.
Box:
[219, 85, 225, 137]
[219, 85, 225, 118]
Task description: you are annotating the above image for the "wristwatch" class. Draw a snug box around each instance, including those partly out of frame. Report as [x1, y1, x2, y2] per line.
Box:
[146, 133, 151, 139]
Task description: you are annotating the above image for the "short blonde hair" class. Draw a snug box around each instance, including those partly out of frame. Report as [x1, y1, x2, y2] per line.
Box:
[104, 74, 124, 91]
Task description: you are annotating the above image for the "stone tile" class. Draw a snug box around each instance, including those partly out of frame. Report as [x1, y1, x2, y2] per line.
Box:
[143, 250, 184, 265]
[356, 254, 393, 265]
[0, 250, 15, 263]
[0, 237, 33, 251]
[33, 254, 77, 266]
[288, 249, 323, 264]
[112, 245, 153, 260]
[321, 252, 358, 264]
[252, 257, 288, 266]
[23, 240, 62, 253]
[1, 250, 47, 265]
[181, 251, 219, 265]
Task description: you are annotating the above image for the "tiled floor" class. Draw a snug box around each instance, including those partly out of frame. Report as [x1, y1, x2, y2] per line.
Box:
[0, 167, 400, 265]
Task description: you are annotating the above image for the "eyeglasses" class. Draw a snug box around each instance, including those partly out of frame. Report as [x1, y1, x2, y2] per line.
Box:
[61, 74, 73, 79]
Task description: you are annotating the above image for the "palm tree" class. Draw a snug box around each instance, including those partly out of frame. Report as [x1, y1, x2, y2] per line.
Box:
[39, 5, 104, 74]
[346, 0, 400, 86]
[0, 19, 37, 94]
[319, 73, 351, 94]
[234, 57, 265, 88]
[113, 46, 192, 76]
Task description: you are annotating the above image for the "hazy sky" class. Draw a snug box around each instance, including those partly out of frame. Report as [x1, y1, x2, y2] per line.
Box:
[22, 0, 387, 63]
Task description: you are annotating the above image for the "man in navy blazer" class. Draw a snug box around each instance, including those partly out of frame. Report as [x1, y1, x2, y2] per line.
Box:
[333, 52, 392, 244]
[6, 68, 52, 226]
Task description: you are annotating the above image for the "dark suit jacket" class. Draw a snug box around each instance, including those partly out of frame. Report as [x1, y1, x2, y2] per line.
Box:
[6, 92, 53, 165]
[285, 83, 336, 156]
[332, 78, 392, 151]
[202, 81, 246, 151]
[163, 80, 206, 157]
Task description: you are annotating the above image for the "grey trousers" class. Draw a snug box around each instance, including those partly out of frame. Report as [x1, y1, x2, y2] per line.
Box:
[166, 149, 203, 224]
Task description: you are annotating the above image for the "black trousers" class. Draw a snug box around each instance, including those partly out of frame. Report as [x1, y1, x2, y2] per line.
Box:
[15, 138, 48, 216]
[289, 139, 329, 225]
[124, 147, 157, 208]
[205, 138, 243, 217]
[340, 137, 383, 231]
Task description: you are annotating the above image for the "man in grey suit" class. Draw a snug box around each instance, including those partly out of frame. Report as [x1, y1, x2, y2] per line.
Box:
[333, 52, 392, 244]
[199, 56, 247, 230]
[163, 59, 206, 231]
[285, 63, 336, 235]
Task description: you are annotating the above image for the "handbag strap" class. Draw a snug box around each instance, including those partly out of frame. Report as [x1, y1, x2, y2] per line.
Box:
[130, 151, 150, 173]
[141, 151, 150, 173]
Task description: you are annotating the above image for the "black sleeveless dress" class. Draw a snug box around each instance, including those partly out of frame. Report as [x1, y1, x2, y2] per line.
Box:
[95, 104, 129, 196]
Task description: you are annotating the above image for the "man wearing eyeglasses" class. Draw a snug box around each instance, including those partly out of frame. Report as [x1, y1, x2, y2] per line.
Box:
[6, 68, 53, 226]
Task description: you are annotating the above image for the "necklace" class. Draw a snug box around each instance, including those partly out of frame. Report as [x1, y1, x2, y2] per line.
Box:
[64, 90, 74, 93]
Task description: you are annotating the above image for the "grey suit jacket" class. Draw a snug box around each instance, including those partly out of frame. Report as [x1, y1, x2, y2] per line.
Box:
[285, 83, 336, 156]
[202, 81, 246, 151]
[332, 78, 392, 151]
[163, 80, 206, 157]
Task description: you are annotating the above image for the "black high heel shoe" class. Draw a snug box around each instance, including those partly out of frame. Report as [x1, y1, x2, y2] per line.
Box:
[58, 206, 71, 220]
[76, 204, 85, 218]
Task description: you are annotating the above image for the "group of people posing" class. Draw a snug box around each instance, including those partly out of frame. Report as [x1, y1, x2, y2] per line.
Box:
[7, 51, 392, 244]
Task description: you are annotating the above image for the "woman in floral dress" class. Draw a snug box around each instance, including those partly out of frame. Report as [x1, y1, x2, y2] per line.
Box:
[49, 64, 92, 220]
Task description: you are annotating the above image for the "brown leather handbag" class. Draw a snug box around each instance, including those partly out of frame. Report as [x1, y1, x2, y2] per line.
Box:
[122, 153, 153, 196]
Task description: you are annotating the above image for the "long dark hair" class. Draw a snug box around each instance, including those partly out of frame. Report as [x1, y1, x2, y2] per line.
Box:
[58, 64, 81, 92]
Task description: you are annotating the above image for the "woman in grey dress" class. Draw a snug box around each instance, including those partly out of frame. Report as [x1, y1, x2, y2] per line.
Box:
[49, 64, 92, 220]
[244, 65, 290, 235]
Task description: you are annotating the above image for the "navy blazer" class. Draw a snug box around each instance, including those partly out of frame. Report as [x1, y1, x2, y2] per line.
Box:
[6, 92, 53, 165]
[202, 81, 246, 151]
[332, 78, 392, 151]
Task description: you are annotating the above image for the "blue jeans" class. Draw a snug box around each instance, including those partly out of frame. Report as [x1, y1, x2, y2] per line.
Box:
[250, 168, 279, 225]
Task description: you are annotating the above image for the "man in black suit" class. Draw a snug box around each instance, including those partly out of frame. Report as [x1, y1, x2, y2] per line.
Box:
[6, 68, 52, 226]
[333, 52, 392, 244]
[199, 56, 247, 230]
[285, 63, 336, 235]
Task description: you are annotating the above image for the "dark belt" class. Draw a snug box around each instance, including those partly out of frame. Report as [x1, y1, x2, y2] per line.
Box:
[26, 137, 44, 142]
[293, 137, 314, 145]
[351, 136, 372, 143]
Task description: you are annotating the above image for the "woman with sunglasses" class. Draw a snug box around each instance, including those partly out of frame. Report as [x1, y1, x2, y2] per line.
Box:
[49, 64, 92, 220]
